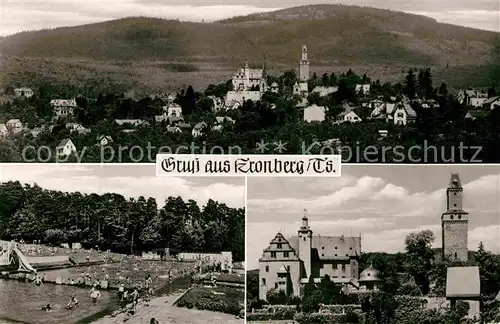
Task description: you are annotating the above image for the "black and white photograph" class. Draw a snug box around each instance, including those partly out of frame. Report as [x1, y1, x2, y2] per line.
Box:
[0, 1, 499, 162]
[0, 164, 245, 324]
[246, 165, 500, 323]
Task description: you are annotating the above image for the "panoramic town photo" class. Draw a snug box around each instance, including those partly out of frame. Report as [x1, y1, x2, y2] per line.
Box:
[0, 164, 245, 324]
[245, 165, 500, 323]
[0, 1, 499, 162]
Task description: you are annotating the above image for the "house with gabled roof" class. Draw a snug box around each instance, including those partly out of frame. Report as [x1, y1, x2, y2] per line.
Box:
[213, 116, 235, 131]
[56, 138, 77, 158]
[391, 102, 417, 125]
[192, 122, 208, 137]
[483, 96, 500, 110]
[96, 135, 113, 146]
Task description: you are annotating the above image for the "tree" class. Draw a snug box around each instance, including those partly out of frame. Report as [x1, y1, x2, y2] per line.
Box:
[404, 230, 435, 294]
[404, 69, 418, 99]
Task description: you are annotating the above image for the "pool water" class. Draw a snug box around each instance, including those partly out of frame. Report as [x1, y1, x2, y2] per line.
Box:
[0, 279, 113, 324]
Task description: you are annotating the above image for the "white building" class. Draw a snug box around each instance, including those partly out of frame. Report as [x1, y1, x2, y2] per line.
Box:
[224, 91, 262, 109]
[51, 99, 77, 117]
[14, 88, 34, 98]
[114, 119, 150, 127]
[0, 124, 8, 137]
[391, 102, 417, 125]
[6, 119, 23, 134]
[303, 104, 326, 123]
[355, 84, 371, 95]
[462, 90, 488, 107]
[213, 116, 235, 131]
[96, 135, 113, 146]
[337, 110, 361, 123]
[192, 122, 207, 137]
[56, 138, 77, 158]
[231, 61, 267, 92]
[155, 94, 184, 123]
[311, 86, 338, 97]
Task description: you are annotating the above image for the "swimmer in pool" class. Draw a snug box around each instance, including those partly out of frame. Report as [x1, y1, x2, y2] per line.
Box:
[91, 289, 101, 303]
[40, 304, 52, 312]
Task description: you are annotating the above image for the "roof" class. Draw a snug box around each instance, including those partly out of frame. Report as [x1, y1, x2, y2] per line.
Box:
[50, 99, 77, 107]
[449, 173, 462, 188]
[193, 122, 207, 130]
[359, 265, 382, 282]
[0, 124, 7, 131]
[394, 102, 417, 117]
[337, 110, 359, 117]
[446, 266, 480, 298]
[260, 233, 301, 262]
[287, 234, 360, 261]
[6, 119, 21, 124]
[483, 96, 500, 105]
[215, 116, 235, 124]
[57, 138, 73, 148]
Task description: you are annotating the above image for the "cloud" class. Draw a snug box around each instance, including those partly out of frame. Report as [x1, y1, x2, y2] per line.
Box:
[0, 1, 282, 36]
[408, 10, 500, 31]
[246, 168, 500, 270]
[0, 164, 245, 208]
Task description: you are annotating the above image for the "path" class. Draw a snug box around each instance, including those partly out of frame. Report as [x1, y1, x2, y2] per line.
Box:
[92, 289, 242, 324]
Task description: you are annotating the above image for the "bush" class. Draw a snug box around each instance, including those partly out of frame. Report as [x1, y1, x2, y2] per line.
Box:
[246, 308, 296, 321]
[176, 286, 243, 315]
[294, 312, 346, 324]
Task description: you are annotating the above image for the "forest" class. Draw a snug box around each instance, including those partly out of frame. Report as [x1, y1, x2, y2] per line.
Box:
[0, 181, 245, 261]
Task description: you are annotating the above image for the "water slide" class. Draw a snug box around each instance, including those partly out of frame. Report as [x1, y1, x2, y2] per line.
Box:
[12, 247, 36, 273]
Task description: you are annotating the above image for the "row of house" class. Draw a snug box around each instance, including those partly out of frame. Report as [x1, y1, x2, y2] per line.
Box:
[456, 90, 500, 109]
[303, 99, 417, 126]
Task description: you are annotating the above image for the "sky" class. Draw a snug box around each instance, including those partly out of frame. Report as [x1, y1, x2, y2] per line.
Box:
[247, 165, 500, 270]
[0, 164, 245, 208]
[0, 0, 498, 36]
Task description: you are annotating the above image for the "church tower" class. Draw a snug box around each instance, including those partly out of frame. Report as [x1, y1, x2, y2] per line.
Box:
[299, 45, 310, 82]
[441, 173, 469, 262]
[298, 209, 312, 280]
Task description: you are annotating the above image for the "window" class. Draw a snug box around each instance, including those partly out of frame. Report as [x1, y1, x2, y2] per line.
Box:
[287, 266, 290, 271]
[454, 192, 457, 196]
[322, 247, 325, 250]
[277, 243, 282, 249]
[271, 252, 276, 258]
[275, 283, 278, 289]
[262, 278, 266, 286]
[284, 252, 289, 258]
[454, 204, 457, 207]
[335, 254, 337, 257]
[458, 215, 462, 220]
[342, 264, 346, 272]
[454, 252, 457, 259]
[303, 237, 306, 241]
[397, 113, 404, 118]
[322, 254, 324, 257]
[266, 266, 269, 272]
[320, 264, 324, 268]
[335, 247, 338, 250]
[450, 215, 454, 220]
[349, 247, 353, 250]
[346, 254, 349, 257]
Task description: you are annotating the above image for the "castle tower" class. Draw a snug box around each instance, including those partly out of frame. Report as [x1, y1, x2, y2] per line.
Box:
[298, 209, 312, 279]
[441, 173, 469, 262]
[299, 45, 310, 82]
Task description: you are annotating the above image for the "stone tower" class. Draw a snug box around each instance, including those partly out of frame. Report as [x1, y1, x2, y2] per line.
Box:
[298, 209, 312, 279]
[299, 45, 310, 82]
[441, 173, 469, 262]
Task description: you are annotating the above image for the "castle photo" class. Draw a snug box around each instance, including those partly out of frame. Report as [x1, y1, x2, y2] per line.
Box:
[246, 165, 500, 323]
